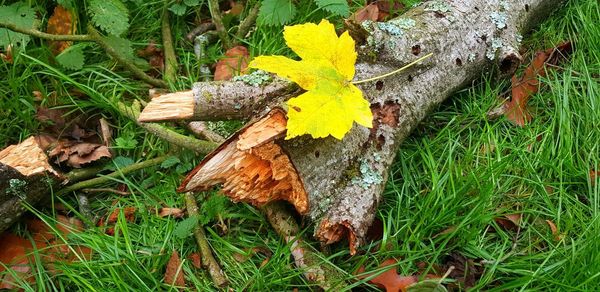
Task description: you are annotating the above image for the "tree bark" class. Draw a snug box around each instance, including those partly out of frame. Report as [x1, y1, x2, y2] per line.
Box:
[0, 137, 61, 232]
[127, 0, 563, 253]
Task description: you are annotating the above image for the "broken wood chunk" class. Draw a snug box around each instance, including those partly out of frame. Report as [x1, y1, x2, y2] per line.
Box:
[0, 137, 62, 233]
[138, 90, 195, 122]
[178, 109, 308, 214]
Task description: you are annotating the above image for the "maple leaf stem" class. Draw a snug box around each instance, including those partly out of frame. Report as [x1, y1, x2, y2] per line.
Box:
[352, 53, 433, 85]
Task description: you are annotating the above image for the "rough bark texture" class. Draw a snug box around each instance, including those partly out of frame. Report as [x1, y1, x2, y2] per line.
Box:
[0, 137, 61, 232]
[147, 0, 562, 253]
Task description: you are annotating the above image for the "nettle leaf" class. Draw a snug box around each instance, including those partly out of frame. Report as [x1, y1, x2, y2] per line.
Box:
[199, 195, 229, 225]
[258, 0, 296, 26]
[173, 216, 198, 239]
[183, 0, 201, 6]
[160, 156, 181, 168]
[249, 20, 372, 140]
[88, 0, 130, 36]
[55, 43, 86, 70]
[102, 35, 134, 60]
[314, 0, 349, 17]
[0, 2, 37, 47]
[168, 3, 187, 16]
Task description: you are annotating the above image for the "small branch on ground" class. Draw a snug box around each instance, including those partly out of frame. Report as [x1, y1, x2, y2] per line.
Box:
[0, 22, 93, 42]
[57, 156, 169, 195]
[234, 2, 260, 43]
[207, 0, 232, 49]
[116, 101, 218, 154]
[88, 26, 167, 88]
[161, 6, 178, 84]
[82, 188, 131, 196]
[186, 121, 226, 143]
[184, 192, 229, 288]
[262, 202, 347, 289]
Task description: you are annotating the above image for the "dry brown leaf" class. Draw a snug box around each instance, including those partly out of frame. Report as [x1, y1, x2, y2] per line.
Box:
[374, 0, 405, 21]
[503, 41, 572, 126]
[49, 141, 112, 168]
[225, 0, 244, 16]
[137, 41, 164, 73]
[0, 44, 13, 63]
[349, 3, 379, 23]
[591, 169, 599, 186]
[46, 5, 77, 55]
[0, 216, 91, 289]
[187, 252, 202, 269]
[439, 252, 484, 290]
[158, 207, 185, 218]
[494, 213, 522, 231]
[545, 220, 562, 241]
[214, 46, 249, 81]
[356, 259, 419, 292]
[164, 251, 186, 288]
[102, 207, 136, 235]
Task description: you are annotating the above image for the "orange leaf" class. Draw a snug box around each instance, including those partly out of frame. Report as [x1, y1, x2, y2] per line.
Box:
[164, 251, 186, 288]
[214, 46, 249, 81]
[495, 213, 522, 231]
[46, 5, 77, 55]
[504, 41, 572, 126]
[349, 3, 379, 23]
[357, 259, 419, 292]
[158, 207, 185, 218]
[545, 220, 562, 241]
[187, 252, 202, 269]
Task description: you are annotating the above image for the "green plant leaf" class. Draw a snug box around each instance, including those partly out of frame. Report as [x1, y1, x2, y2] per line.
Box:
[173, 216, 198, 239]
[114, 134, 138, 149]
[88, 0, 130, 35]
[168, 3, 187, 16]
[183, 0, 201, 6]
[0, 2, 37, 47]
[199, 195, 229, 225]
[314, 0, 349, 17]
[258, 0, 296, 26]
[161, 156, 181, 168]
[55, 44, 85, 70]
[101, 35, 134, 60]
[104, 156, 135, 171]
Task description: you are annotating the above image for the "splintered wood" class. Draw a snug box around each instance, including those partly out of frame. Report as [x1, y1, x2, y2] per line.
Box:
[178, 109, 308, 214]
[138, 90, 195, 122]
[0, 136, 59, 177]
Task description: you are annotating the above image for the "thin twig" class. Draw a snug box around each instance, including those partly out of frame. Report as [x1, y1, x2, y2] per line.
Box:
[116, 101, 218, 154]
[184, 192, 229, 288]
[82, 188, 131, 196]
[0, 22, 93, 41]
[162, 6, 178, 84]
[207, 0, 232, 49]
[262, 202, 347, 289]
[88, 26, 168, 88]
[57, 156, 169, 195]
[234, 2, 261, 42]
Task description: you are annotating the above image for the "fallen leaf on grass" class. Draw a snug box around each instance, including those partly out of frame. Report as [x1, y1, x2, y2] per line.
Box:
[214, 45, 249, 81]
[48, 141, 112, 168]
[545, 220, 562, 241]
[494, 213, 522, 231]
[499, 41, 572, 126]
[0, 216, 91, 289]
[99, 207, 136, 235]
[357, 258, 438, 292]
[249, 19, 373, 139]
[158, 207, 185, 218]
[438, 252, 484, 290]
[188, 252, 202, 269]
[164, 250, 186, 288]
[349, 3, 379, 23]
[137, 41, 164, 73]
[46, 5, 77, 54]
[591, 169, 599, 186]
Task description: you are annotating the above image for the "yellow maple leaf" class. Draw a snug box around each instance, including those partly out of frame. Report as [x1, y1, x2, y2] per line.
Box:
[248, 19, 372, 140]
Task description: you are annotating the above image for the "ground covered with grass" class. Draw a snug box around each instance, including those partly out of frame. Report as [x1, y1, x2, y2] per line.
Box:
[1, 0, 599, 290]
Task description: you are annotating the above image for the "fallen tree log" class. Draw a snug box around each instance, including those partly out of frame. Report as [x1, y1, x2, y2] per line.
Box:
[138, 0, 561, 253]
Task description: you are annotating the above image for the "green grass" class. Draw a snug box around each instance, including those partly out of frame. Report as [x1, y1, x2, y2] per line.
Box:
[1, 0, 599, 290]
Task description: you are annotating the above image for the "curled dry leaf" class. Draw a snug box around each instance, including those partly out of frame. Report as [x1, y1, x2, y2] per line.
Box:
[501, 41, 572, 126]
[48, 141, 112, 168]
[46, 5, 77, 55]
[158, 207, 185, 218]
[165, 251, 186, 288]
[545, 220, 562, 241]
[137, 41, 164, 73]
[349, 3, 379, 23]
[494, 213, 522, 231]
[214, 45, 249, 81]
